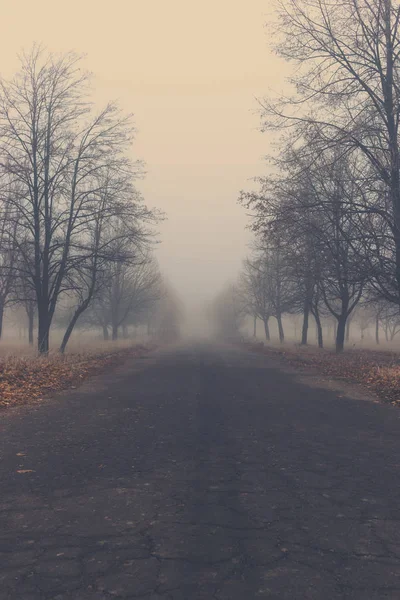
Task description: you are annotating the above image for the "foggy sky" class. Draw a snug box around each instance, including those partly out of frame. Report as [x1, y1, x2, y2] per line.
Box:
[0, 0, 287, 312]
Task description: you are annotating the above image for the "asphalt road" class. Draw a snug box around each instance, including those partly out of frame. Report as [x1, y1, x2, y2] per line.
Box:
[1, 342, 400, 599]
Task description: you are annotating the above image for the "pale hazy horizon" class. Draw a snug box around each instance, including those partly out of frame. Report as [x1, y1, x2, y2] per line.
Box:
[0, 0, 288, 314]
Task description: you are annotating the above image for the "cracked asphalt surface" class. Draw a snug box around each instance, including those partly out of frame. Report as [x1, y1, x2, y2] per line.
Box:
[1, 342, 400, 599]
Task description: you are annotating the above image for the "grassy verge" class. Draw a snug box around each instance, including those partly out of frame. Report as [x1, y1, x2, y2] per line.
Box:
[243, 341, 400, 405]
[0, 343, 153, 409]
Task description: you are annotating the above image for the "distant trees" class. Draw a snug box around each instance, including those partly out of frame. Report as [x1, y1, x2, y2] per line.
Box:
[247, 245, 298, 344]
[210, 284, 246, 341]
[0, 191, 17, 338]
[241, 256, 272, 341]
[241, 144, 368, 351]
[151, 284, 184, 343]
[88, 255, 162, 343]
[0, 47, 160, 352]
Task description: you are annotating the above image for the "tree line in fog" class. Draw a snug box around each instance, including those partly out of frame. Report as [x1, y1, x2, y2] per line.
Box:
[0, 47, 181, 353]
[213, 0, 400, 352]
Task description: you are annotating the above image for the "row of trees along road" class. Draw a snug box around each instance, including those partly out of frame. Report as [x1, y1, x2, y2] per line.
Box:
[0, 47, 163, 353]
[238, 0, 400, 352]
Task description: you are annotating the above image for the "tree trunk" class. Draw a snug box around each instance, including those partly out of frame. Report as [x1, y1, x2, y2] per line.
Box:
[112, 323, 118, 341]
[38, 307, 50, 354]
[263, 317, 270, 341]
[336, 316, 347, 353]
[122, 324, 129, 339]
[60, 303, 89, 354]
[301, 301, 310, 345]
[28, 309, 34, 345]
[384, 0, 400, 305]
[0, 303, 4, 340]
[60, 316, 79, 354]
[375, 315, 380, 345]
[253, 315, 257, 338]
[385, 326, 389, 342]
[276, 313, 284, 343]
[102, 325, 109, 341]
[313, 309, 324, 349]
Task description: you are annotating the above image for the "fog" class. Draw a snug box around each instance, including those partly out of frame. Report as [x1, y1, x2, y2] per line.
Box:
[0, 0, 289, 323]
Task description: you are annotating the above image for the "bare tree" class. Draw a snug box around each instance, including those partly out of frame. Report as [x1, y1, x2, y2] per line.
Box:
[264, 0, 400, 304]
[209, 284, 246, 341]
[88, 254, 161, 342]
[58, 172, 156, 353]
[312, 155, 366, 351]
[244, 125, 372, 351]
[0, 189, 18, 338]
[152, 284, 184, 343]
[0, 47, 148, 353]
[240, 257, 272, 341]
[262, 243, 297, 343]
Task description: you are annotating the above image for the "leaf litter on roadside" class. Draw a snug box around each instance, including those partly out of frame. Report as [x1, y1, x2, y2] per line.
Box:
[244, 342, 400, 406]
[0, 345, 152, 409]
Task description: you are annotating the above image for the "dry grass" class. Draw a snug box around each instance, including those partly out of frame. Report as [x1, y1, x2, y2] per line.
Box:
[0, 335, 150, 358]
[244, 341, 400, 405]
[0, 341, 153, 409]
